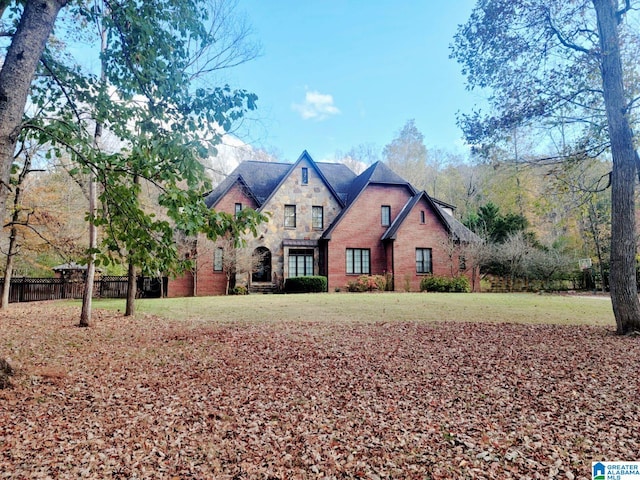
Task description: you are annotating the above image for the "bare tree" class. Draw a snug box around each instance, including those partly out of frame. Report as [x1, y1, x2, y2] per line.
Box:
[459, 239, 491, 292]
[1, 148, 34, 309]
[334, 143, 380, 174]
[382, 120, 429, 189]
[217, 235, 265, 294]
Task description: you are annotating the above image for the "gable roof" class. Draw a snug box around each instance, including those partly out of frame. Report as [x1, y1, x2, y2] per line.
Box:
[204, 151, 478, 244]
[204, 161, 290, 208]
[322, 161, 416, 239]
[315, 161, 358, 205]
[204, 151, 356, 210]
[439, 206, 481, 243]
[381, 191, 480, 243]
[344, 161, 416, 206]
[259, 150, 352, 209]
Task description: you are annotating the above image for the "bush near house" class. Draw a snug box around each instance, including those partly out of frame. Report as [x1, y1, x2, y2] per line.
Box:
[284, 276, 327, 293]
[420, 274, 470, 293]
[346, 275, 388, 292]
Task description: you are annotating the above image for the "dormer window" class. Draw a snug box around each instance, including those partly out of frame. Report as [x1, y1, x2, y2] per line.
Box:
[301, 167, 309, 185]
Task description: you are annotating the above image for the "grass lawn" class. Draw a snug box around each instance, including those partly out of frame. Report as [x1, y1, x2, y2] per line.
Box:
[1, 293, 637, 479]
[91, 291, 615, 326]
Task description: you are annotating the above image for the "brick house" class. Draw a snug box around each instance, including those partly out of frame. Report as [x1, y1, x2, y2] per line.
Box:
[167, 151, 478, 296]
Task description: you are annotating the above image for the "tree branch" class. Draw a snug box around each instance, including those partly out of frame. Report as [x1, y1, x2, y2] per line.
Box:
[40, 57, 89, 127]
[543, 7, 592, 55]
[616, 0, 632, 23]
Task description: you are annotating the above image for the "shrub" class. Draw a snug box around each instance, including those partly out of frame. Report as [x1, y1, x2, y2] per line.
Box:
[420, 275, 470, 293]
[450, 275, 471, 293]
[230, 285, 248, 295]
[420, 275, 448, 292]
[346, 279, 366, 292]
[346, 275, 387, 292]
[284, 276, 327, 293]
[403, 273, 412, 292]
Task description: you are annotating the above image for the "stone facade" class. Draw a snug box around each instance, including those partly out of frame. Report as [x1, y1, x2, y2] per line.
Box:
[167, 151, 478, 296]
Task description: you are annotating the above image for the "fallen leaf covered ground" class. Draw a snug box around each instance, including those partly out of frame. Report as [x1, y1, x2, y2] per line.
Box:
[1, 301, 639, 479]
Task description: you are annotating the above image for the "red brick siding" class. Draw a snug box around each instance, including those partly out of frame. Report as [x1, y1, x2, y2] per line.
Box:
[184, 183, 258, 297]
[327, 185, 413, 290]
[169, 233, 228, 297]
[167, 273, 194, 297]
[392, 199, 456, 292]
[212, 183, 258, 213]
[194, 234, 229, 296]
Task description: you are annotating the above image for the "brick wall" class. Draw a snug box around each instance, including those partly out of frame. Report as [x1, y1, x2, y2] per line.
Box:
[327, 184, 413, 291]
[212, 183, 259, 212]
[327, 188, 476, 292]
[167, 233, 229, 297]
[392, 198, 458, 292]
[194, 234, 236, 296]
[194, 183, 259, 296]
[167, 272, 194, 298]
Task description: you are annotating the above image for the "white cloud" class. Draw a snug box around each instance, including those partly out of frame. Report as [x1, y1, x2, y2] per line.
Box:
[292, 90, 340, 120]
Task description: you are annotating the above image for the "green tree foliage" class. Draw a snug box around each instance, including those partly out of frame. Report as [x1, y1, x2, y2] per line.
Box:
[464, 202, 529, 244]
[0, 0, 69, 226]
[451, 0, 640, 334]
[0, 0, 265, 325]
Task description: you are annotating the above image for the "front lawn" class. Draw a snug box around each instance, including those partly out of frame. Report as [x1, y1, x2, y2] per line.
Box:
[1, 294, 637, 479]
[93, 291, 615, 326]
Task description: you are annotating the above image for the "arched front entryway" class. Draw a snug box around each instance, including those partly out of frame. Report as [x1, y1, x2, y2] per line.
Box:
[252, 247, 272, 283]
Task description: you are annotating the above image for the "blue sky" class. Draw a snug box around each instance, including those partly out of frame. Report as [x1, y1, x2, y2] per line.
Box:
[225, 1, 483, 162]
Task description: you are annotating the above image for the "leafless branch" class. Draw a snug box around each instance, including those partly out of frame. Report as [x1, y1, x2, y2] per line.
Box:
[543, 7, 592, 55]
[616, 0, 632, 23]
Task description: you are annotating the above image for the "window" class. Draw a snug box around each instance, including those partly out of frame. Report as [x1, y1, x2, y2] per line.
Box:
[301, 167, 309, 185]
[459, 255, 467, 272]
[416, 248, 432, 274]
[214, 247, 223, 271]
[235, 203, 242, 216]
[381, 205, 391, 227]
[284, 205, 296, 228]
[346, 248, 370, 275]
[289, 249, 313, 276]
[420, 210, 426, 224]
[312, 206, 323, 230]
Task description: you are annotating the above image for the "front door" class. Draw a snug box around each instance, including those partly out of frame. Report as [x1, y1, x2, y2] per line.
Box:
[252, 247, 272, 282]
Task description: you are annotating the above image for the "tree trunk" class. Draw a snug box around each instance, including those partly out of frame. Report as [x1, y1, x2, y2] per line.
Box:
[79, 18, 108, 327]
[79, 171, 97, 327]
[0, 155, 31, 309]
[586, 198, 608, 293]
[125, 259, 136, 316]
[593, 0, 640, 334]
[0, 0, 67, 225]
[124, 173, 140, 316]
[0, 225, 16, 309]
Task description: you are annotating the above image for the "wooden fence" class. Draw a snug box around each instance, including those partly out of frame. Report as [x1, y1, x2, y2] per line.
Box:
[0, 276, 165, 304]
